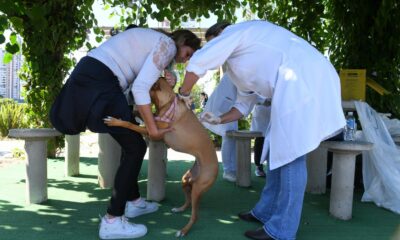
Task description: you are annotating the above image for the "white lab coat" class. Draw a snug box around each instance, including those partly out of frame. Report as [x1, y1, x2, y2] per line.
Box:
[186, 20, 345, 170]
[202, 74, 238, 136]
[250, 104, 271, 137]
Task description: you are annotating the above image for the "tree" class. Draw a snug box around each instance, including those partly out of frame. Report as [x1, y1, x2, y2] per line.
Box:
[0, 0, 100, 154]
[326, 0, 400, 117]
[0, 0, 399, 150]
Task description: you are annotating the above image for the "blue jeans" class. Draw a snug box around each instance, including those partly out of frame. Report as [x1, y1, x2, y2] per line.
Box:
[221, 135, 236, 174]
[251, 155, 307, 240]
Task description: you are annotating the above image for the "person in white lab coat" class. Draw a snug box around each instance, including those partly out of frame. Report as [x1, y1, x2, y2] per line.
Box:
[200, 22, 238, 182]
[201, 74, 238, 182]
[178, 21, 345, 240]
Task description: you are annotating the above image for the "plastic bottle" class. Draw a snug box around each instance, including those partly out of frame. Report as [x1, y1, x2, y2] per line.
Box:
[344, 111, 356, 141]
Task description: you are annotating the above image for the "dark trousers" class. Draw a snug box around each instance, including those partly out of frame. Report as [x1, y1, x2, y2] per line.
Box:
[107, 129, 147, 216]
[51, 56, 147, 217]
[254, 137, 265, 168]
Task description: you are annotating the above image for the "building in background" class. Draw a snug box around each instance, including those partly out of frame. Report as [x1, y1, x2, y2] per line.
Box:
[0, 49, 23, 101]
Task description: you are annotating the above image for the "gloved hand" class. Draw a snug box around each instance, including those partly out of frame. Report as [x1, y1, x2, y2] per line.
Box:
[200, 112, 221, 125]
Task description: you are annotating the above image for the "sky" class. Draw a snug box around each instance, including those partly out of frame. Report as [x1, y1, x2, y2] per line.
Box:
[92, 0, 221, 28]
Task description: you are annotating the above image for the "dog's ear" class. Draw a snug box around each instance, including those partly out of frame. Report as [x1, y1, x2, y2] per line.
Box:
[151, 81, 160, 91]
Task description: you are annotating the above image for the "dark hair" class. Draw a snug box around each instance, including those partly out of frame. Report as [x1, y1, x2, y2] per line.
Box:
[110, 24, 138, 36]
[171, 29, 201, 51]
[205, 22, 231, 40]
[125, 24, 138, 30]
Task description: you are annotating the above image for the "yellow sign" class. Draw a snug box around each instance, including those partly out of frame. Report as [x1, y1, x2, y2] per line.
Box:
[340, 69, 366, 101]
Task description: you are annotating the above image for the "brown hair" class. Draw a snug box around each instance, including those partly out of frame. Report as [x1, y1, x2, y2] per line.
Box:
[171, 29, 201, 51]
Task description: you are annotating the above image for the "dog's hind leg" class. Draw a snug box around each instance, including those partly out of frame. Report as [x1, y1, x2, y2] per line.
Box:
[172, 160, 199, 213]
[171, 172, 192, 213]
[176, 181, 203, 237]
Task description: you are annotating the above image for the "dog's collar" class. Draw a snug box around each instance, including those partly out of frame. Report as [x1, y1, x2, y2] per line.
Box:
[154, 96, 177, 124]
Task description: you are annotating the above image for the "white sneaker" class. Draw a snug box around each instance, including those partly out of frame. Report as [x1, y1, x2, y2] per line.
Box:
[125, 198, 159, 218]
[223, 172, 237, 182]
[99, 215, 147, 239]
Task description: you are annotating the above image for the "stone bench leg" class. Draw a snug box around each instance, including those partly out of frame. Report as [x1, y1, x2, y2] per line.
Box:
[320, 140, 373, 220]
[306, 146, 328, 194]
[65, 135, 80, 176]
[98, 133, 121, 188]
[147, 140, 167, 201]
[226, 131, 262, 187]
[24, 139, 48, 204]
[235, 138, 252, 187]
[329, 151, 358, 220]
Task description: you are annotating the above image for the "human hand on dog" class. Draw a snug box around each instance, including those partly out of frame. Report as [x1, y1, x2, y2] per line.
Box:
[148, 127, 174, 141]
[103, 116, 123, 127]
[199, 112, 221, 125]
[164, 70, 176, 87]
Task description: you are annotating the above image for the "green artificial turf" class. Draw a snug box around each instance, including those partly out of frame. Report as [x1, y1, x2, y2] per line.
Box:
[0, 157, 399, 240]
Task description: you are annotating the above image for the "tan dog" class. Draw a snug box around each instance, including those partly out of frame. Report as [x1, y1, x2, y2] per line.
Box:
[105, 77, 219, 237]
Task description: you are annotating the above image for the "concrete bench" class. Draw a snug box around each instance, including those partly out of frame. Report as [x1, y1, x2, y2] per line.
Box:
[63, 133, 122, 188]
[146, 140, 167, 201]
[97, 133, 121, 188]
[65, 134, 80, 177]
[342, 100, 356, 112]
[64, 133, 168, 202]
[8, 128, 62, 204]
[320, 140, 373, 220]
[226, 130, 263, 187]
[306, 146, 328, 194]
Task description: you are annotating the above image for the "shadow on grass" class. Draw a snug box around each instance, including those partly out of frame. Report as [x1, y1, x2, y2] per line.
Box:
[1, 158, 399, 240]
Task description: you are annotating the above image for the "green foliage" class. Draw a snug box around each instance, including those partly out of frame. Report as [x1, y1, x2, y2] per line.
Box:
[0, 98, 29, 137]
[0, 0, 398, 155]
[326, 0, 400, 118]
[0, 0, 97, 128]
[102, 0, 242, 29]
[0, 0, 99, 153]
[206, 129, 221, 149]
[238, 117, 251, 130]
[246, 0, 328, 52]
[12, 147, 25, 159]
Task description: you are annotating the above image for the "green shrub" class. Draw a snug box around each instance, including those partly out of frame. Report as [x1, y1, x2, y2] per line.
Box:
[0, 99, 29, 137]
[12, 148, 25, 159]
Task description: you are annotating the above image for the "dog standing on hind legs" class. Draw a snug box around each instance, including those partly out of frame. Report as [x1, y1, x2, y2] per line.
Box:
[104, 77, 219, 237]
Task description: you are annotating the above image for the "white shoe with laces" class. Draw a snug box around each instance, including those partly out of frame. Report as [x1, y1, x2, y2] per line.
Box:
[223, 172, 237, 182]
[99, 215, 147, 239]
[125, 198, 159, 218]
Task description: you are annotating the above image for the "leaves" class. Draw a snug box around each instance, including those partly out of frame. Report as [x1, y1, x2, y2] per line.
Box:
[2, 52, 13, 64]
[5, 42, 19, 54]
[0, 34, 5, 44]
[0, 0, 397, 148]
